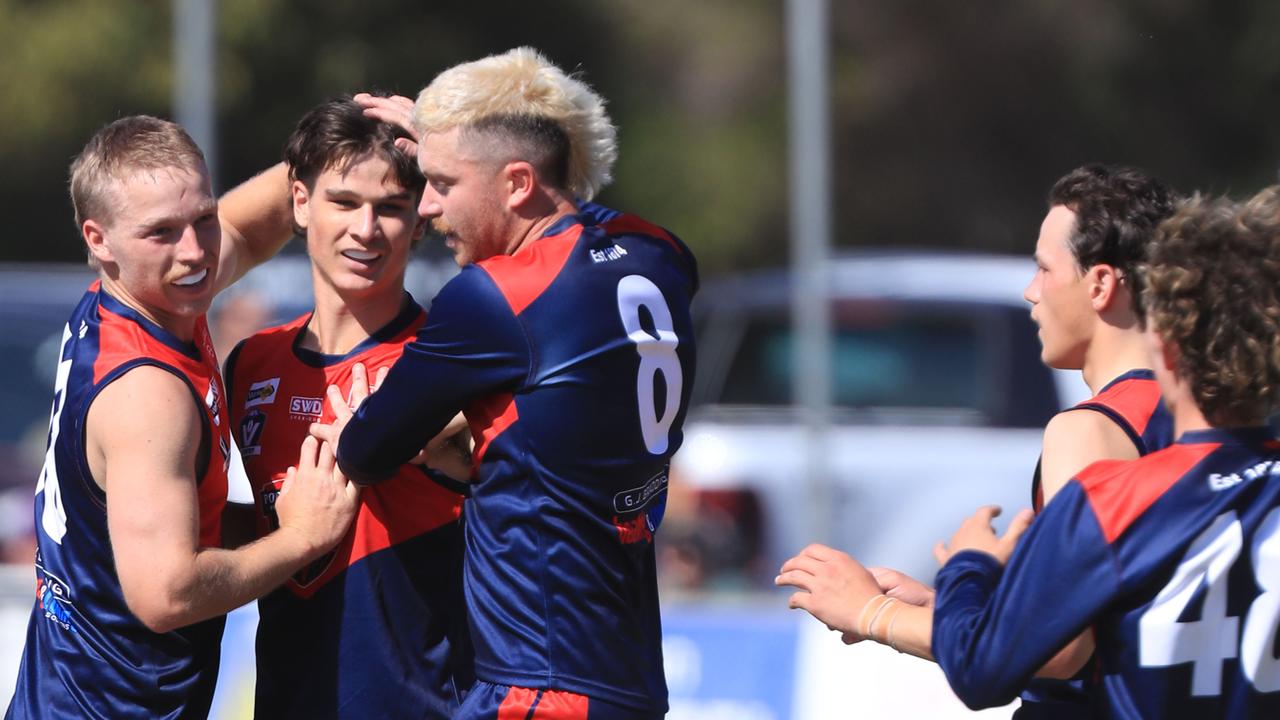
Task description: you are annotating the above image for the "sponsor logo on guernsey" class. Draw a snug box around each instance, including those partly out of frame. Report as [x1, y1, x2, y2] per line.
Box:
[260, 479, 282, 529]
[240, 409, 266, 457]
[590, 244, 629, 264]
[34, 560, 77, 633]
[1208, 460, 1278, 491]
[289, 396, 324, 420]
[613, 468, 669, 545]
[244, 378, 280, 409]
[205, 379, 222, 427]
[614, 469, 669, 514]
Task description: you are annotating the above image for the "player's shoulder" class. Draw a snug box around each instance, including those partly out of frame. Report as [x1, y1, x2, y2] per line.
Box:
[89, 362, 204, 439]
[1077, 370, 1162, 418]
[1073, 443, 1219, 542]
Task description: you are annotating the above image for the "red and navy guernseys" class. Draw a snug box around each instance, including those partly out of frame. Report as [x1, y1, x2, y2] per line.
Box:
[1032, 369, 1172, 513]
[6, 282, 230, 720]
[223, 297, 472, 719]
[1020, 369, 1173, 718]
[934, 427, 1280, 718]
[336, 205, 698, 716]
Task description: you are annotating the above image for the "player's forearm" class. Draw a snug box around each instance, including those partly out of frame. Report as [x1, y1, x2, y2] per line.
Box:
[871, 602, 934, 661]
[217, 162, 293, 286]
[1033, 632, 1093, 679]
[129, 527, 315, 632]
[932, 551, 1030, 709]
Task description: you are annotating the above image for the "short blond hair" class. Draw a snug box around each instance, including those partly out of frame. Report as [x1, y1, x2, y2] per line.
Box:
[70, 115, 207, 230]
[413, 47, 617, 201]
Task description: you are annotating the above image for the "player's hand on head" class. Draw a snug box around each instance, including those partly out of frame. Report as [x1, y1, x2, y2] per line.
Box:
[869, 566, 935, 608]
[775, 543, 882, 638]
[354, 93, 418, 156]
[934, 505, 1034, 568]
[275, 436, 360, 560]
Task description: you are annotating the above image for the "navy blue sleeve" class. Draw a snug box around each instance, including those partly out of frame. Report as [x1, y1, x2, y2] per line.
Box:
[336, 266, 530, 485]
[932, 481, 1120, 709]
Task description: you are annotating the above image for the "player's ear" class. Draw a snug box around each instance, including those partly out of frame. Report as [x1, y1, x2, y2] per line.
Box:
[1086, 264, 1124, 313]
[291, 180, 312, 232]
[83, 219, 114, 266]
[503, 161, 536, 210]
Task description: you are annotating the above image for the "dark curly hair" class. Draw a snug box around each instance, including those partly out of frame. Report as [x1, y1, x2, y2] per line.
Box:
[1142, 187, 1280, 427]
[1048, 164, 1181, 319]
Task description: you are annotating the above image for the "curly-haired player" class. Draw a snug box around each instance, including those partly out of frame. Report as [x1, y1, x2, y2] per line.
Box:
[778, 165, 1180, 717]
[923, 188, 1280, 717]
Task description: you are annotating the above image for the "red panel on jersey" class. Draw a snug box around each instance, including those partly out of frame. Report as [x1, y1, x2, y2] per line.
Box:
[1084, 377, 1162, 436]
[603, 214, 681, 254]
[91, 294, 228, 548]
[1080, 442, 1218, 543]
[480, 226, 582, 316]
[228, 308, 464, 598]
[468, 392, 519, 467]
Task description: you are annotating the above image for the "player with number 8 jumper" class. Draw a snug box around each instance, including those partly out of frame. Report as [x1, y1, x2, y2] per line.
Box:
[324, 48, 697, 720]
[931, 187, 1280, 718]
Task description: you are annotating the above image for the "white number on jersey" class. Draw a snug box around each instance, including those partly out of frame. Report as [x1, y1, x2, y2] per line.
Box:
[1139, 508, 1280, 695]
[1242, 507, 1280, 692]
[34, 325, 74, 544]
[616, 275, 682, 455]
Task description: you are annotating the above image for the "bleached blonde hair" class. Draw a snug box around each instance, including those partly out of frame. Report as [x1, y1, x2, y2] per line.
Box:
[413, 47, 617, 201]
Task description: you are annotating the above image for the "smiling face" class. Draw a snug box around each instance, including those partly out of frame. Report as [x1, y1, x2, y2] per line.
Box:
[1023, 205, 1095, 369]
[294, 152, 419, 303]
[416, 127, 511, 267]
[85, 165, 221, 337]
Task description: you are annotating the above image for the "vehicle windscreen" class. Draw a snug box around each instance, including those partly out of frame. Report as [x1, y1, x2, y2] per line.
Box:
[703, 299, 1058, 428]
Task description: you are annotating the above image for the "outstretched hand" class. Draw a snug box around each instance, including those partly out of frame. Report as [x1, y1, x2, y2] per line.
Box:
[354, 93, 418, 156]
[934, 505, 1034, 567]
[776, 543, 883, 641]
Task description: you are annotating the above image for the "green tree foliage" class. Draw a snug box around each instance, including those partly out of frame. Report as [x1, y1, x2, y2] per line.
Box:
[1, 0, 1277, 274]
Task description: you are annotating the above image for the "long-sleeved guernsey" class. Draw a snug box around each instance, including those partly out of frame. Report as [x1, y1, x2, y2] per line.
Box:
[935, 427, 1280, 718]
[336, 206, 697, 715]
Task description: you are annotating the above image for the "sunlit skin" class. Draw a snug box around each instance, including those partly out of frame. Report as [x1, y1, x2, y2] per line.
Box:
[1023, 205, 1095, 371]
[82, 166, 221, 342]
[292, 153, 421, 353]
[416, 127, 515, 267]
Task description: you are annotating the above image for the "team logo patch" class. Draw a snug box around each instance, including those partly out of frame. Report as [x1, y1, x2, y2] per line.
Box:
[240, 409, 266, 457]
[244, 378, 280, 409]
[35, 560, 77, 633]
[289, 396, 324, 420]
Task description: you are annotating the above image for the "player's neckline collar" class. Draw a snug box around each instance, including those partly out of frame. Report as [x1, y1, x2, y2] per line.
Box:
[1097, 369, 1156, 394]
[97, 286, 203, 360]
[291, 292, 422, 368]
[1176, 426, 1274, 446]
